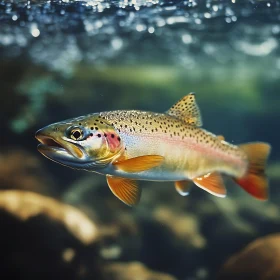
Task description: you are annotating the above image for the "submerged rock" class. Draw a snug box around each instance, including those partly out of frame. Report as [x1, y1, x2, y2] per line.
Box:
[0, 150, 57, 195]
[0, 190, 102, 280]
[0, 190, 98, 244]
[103, 262, 177, 280]
[218, 234, 280, 280]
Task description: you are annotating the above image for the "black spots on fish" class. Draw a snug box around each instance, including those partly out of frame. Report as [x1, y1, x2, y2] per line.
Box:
[95, 127, 98, 130]
[90, 133, 93, 137]
[104, 133, 107, 137]
[97, 134, 101, 138]
[79, 123, 82, 126]
[97, 115, 105, 120]
[117, 136, 121, 141]
[90, 127, 94, 130]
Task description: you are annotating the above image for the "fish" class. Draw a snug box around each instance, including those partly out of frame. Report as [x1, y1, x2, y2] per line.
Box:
[35, 93, 271, 206]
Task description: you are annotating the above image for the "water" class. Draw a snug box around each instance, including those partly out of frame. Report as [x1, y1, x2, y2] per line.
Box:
[1, 0, 280, 279]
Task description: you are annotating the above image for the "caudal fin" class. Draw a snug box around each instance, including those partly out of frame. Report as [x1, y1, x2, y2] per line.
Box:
[234, 142, 271, 200]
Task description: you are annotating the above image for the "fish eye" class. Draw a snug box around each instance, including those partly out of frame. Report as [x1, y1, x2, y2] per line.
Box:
[70, 127, 84, 141]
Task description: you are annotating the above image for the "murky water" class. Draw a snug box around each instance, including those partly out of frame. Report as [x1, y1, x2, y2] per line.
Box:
[1, 1, 280, 279]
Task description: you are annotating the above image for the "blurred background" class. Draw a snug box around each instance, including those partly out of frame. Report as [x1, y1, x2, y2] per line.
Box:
[1, 0, 280, 279]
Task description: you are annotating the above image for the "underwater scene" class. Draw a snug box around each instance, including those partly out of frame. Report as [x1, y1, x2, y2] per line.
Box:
[1, 0, 280, 279]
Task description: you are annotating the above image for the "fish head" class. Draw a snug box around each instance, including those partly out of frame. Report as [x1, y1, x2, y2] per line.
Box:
[35, 114, 124, 170]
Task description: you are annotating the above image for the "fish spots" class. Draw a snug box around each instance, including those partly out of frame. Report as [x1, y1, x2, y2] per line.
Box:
[100, 110, 202, 142]
[92, 109, 245, 163]
[97, 134, 101, 138]
[166, 93, 202, 127]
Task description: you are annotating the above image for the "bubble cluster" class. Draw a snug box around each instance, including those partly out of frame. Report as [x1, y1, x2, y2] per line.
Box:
[0, 0, 279, 71]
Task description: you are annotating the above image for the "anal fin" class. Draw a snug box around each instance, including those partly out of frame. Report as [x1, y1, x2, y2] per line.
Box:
[113, 155, 164, 173]
[106, 175, 141, 206]
[175, 180, 192, 196]
[193, 172, 226, 197]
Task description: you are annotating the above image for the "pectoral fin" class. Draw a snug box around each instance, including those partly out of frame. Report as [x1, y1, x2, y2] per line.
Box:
[106, 175, 141, 206]
[113, 155, 164, 173]
[193, 172, 226, 197]
[175, 180, 192, 196]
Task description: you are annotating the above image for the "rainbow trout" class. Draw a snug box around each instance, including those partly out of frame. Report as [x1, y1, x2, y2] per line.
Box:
[35, 93, 271, 206]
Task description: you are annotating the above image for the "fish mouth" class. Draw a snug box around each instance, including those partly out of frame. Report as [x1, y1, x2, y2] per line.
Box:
[35, 132, 84, 163]
[36, 135, 65, 150]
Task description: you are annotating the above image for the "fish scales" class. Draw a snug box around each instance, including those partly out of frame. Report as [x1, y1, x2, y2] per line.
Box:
[35, 93, 271, 206]
[99, 110, 247, 179]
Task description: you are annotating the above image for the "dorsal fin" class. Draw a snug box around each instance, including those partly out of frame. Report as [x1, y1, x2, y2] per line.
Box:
[166, 93, 202, 127]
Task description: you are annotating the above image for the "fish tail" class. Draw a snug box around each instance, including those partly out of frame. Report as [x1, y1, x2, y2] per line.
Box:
[234, 142, 271, 200]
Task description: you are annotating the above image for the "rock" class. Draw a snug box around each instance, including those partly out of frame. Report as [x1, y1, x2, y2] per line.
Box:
[103, 262, 177, 280]
[0, 150, 56, 195]
[153, 206, 206, 249]
[218, 234, 280, 280]
[0, 190, 102, 280]
[0, 190, 98, 244]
